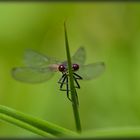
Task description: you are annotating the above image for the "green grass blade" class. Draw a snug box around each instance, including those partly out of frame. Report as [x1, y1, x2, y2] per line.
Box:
[0, 113, 53, 137]
[0, 105, 78, 137]
[64, 22, 82, 133]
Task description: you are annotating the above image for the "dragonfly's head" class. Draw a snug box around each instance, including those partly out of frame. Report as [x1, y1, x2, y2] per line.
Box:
[58, 63, 79, 73]
[58, 64, 67, 73]
[72, 64, 79, 71]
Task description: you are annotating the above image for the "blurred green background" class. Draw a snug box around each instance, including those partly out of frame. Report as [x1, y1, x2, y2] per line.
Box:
[0, 2, 140, 137]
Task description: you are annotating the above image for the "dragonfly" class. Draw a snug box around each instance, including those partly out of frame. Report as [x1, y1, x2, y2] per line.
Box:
[12, 47, 105, 102]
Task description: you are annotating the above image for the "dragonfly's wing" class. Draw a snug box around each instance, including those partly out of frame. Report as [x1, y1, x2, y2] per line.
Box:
[24, 49, 60, 68]
[71, 47, 86, 65]
[12, 67, 55, 83]
[76, 62, 105, 80]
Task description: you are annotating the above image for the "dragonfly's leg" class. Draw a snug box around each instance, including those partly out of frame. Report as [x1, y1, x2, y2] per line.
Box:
[66, 76, 72, 101]
[58, 73, 66, 84]
[73, 73, 83, 80]
[70, 87, 79, 106]
[73, 75, 80, 89]
[59, 74, 67, 91]
[75, 90, 79, 106]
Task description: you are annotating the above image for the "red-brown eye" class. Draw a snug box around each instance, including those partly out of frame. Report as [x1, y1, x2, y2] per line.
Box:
[58, 64, 66, 72]
[72, 64, 79, 71]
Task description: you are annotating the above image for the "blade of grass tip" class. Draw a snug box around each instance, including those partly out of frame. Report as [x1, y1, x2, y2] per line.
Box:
[64, 22, 82, 133]
[0, 105, 78, 137]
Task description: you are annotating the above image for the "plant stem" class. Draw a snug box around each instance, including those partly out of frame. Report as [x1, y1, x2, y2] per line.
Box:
[64, 22, 82, 133]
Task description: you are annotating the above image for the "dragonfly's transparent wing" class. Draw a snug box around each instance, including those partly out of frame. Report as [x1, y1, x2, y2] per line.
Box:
[76, 62, 105, 80]
[12, 67, 55, 83]
[71, 47, 86, 65]
[24, 49, 60, 68]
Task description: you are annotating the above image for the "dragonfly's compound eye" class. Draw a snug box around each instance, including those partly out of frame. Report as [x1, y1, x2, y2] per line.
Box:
[72, 64, 79, 71]
[58, 64, 66, 72]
